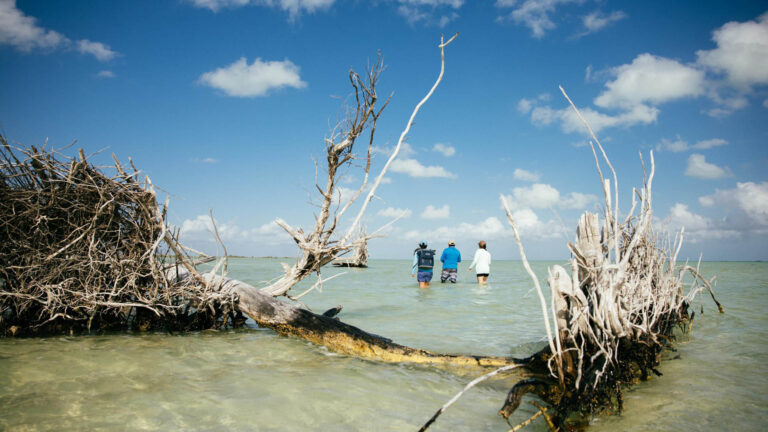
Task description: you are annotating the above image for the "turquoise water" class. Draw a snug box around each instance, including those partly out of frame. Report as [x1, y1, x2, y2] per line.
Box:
[1, 259, 766, 431]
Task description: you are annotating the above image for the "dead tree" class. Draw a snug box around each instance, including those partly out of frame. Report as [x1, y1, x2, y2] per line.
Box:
[0, 138, 237, 336]
[259, 34, 456, 299]
[419, 88, 724, 431]
[333, 226, 369, 267]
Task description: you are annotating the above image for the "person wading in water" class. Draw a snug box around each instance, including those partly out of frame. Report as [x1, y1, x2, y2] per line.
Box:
[468, 240, 491, 285]
[411, 241, 435, 289]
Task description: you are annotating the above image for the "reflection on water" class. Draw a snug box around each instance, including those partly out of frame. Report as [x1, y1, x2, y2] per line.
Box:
[1, 260, 766, 431]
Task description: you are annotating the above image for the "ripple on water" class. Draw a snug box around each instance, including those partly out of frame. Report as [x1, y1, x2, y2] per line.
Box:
[0, 259, 766, 431]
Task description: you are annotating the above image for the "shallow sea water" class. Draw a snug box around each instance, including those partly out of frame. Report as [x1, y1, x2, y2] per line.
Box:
[1, 259, 766, 431]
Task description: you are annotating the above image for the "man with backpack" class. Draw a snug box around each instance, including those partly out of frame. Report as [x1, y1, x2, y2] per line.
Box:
[411, 241, 435, 288]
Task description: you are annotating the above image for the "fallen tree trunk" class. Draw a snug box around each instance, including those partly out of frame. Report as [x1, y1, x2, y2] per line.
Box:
[195, 272, 520, 367]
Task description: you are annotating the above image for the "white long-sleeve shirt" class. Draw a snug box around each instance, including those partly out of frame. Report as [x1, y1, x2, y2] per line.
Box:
[469, 248, 491, 274]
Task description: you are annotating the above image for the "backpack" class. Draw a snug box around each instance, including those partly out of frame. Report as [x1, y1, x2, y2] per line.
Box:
[416, 249, 435, 269]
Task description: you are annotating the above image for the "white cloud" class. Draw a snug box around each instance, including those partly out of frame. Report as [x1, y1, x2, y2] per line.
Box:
[378, 207, 412, 219]
[685, 154, 729, 179]
[0, 0, 118, 61]
[396, 0, 463, 27]
[373, 142, 416, 158]
[0, 0, 68, 51]
[180, 215, 287, 248]
[693, 138, 728, 150]
[517, 98, 533, 114]
[503, 183, 596, 212]
[696, 12, 768, 89]
[96, 70, 115, 79]
[404, 216, 510, 240]
[595, 54, 706, 109]
[656, 136, 728, 152]
[656, 136, 689, 153]
[513, 168, 541, 182]
[421, 204, 450, 219]
[530, 103, 658, 134]
[198, 57, 307, 97]
[187, 0, 334, 19]
[666, 203, 711, 232]
[580, 10, 626, 35]
[561, 192, 597, 209]
[658, 203, 745, 242]
[433, 143, 456, 157]
[76, 39, 117, 62]
[700, 182, 768, 226]
[505, 183, 560, 209]
[201, 157, 218, 164]
[390, 158, 455, 178]
[495, 0, 581, 38]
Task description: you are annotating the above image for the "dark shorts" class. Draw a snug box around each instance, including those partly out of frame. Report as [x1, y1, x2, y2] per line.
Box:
[476, 273, 489, 278]
[441, 268, 457, 283]
[417, 271, 433, 282]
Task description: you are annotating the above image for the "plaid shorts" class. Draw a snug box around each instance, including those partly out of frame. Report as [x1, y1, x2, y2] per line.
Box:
[441, 268, 458, 283]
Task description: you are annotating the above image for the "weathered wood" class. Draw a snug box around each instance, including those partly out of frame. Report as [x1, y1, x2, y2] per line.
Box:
[230, 277, 517, 366]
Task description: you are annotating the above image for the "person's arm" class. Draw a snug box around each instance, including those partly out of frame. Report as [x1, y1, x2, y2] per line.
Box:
[440, 250, 446, 263]
[412, 252, 418, 275]
[457, 250, 461, 263]
[468, 250, 478, 271]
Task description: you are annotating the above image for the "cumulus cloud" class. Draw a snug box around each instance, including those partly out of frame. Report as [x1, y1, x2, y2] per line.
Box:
[377, 207, 412, 219]
[513, 168, 540, 182]
[404, 216, 511, 241]
[0, 0, 118, 61]
[700, 182, 768, 227]
[421, 204, 450, 219]
[595, 54, 706, 109]
[657, 203, 740, 242]
[396, 0, 463, 27]
[495, 0, 582, 38]
[198, 57, 307, 97]
[579, 10, 626, 36]
[433, 143, 456, 157]
[685, 154, 730, 179]
[656, 136, 729, 152]
[76, 39, 117, 62]
[517, 98, 534, 114]
[696, 12, 768, 89]
[0, 0, 68, 51]
[187, 0, 334, 19]
[503, 183, 597, 210]
[390, 158, 455, 178]
[523, 53, 707, 134]
[96, 70, 115, 79]
[180, 215, 286, 249]
[373, 142, 416, 158]
[530, 103, 658, 134]
[561, 192, 598, 209]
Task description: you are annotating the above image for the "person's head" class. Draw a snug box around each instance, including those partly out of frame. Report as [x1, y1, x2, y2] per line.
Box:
[419, 241, 428, 249]
[448, 240, 455, 247]
[478, 240, 486, 249]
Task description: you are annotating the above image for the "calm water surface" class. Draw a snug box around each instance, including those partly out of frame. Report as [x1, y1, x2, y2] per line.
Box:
[1, 259, 766, 431]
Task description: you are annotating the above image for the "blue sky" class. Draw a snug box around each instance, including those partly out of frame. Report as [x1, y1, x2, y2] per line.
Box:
[1, 0, 767, 261]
